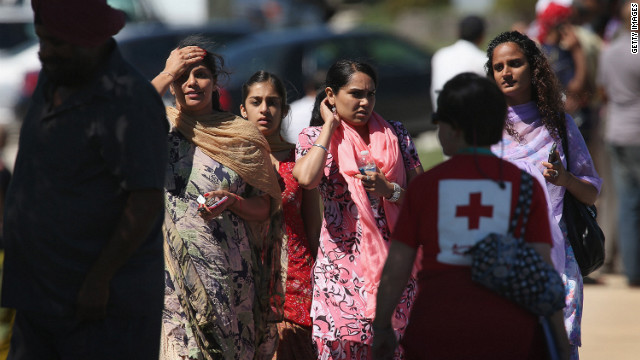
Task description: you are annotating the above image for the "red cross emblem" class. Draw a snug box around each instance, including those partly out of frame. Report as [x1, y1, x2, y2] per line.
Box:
[456, 192, 493, 230]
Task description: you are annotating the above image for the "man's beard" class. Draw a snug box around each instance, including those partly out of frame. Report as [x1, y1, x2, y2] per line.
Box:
[39, 55, 95, 87]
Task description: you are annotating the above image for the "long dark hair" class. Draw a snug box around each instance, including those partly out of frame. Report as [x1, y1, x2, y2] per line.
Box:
[485, 31, 566, 141]
[177, 35, 229, 112]
[309, 90, 327, 127]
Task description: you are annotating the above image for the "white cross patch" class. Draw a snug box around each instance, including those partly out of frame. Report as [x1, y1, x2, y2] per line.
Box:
[437, 179, 512, 265]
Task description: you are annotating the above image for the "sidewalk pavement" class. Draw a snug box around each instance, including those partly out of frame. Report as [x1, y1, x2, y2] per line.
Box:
[580, 274, 640, 360]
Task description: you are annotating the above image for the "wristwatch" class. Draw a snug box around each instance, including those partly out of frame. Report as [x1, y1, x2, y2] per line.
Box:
[387, 182, 401, 202]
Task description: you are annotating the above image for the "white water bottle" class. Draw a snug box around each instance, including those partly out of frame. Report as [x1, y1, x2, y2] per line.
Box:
[357, 150, 377, 204]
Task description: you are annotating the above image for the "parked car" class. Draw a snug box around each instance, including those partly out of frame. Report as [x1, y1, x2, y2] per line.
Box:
[0, 0, 157, 55]
[0, 0, 159, 125]
[116, 22, 253, 81]
[219, 26, 433, 135]
[0, 2, 33, 55]
[2, 21, 254, 124]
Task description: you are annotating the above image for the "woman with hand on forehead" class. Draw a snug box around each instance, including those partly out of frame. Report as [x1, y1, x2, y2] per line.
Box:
[292, 59, 423, 359]
[152, 36, 284, 360]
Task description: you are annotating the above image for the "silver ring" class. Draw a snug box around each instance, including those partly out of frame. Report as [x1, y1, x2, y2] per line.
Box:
[552, 170, 559, 178]
[367, 175, 371, 181]
[188, 52, 193, 59]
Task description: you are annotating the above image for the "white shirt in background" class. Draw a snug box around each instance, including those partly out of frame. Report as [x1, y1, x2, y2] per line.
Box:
[282, 95, 315, 144]
[430, 39, 487, 110]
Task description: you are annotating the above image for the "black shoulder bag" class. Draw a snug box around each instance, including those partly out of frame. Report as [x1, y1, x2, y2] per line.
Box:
[561, 134, 605, 277]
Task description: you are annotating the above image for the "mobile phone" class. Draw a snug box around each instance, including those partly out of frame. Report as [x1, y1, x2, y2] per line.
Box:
[548, 142, 558, 162]
[198, 196, 229, 212]
[206, 196, 229, 211]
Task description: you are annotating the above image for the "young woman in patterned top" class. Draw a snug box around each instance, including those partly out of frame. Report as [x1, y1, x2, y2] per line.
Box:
[240, 71, 322, 360]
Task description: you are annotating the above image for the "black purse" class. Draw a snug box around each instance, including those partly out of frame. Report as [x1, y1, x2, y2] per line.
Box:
[561, 135, 605, 277]
[466, 171, 566, 317]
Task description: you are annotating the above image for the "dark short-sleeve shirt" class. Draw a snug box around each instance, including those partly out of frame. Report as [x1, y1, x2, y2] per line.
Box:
[1, 41, 168, 317]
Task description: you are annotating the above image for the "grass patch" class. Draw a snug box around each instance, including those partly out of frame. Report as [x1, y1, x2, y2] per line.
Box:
[418, 147, 444, 171]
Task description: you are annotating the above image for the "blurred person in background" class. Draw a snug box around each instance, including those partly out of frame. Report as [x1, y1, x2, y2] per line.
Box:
[240, 70, 321, 360]
[487, 31, 602, 359]
[1, 0, 168, 358]
[152, 36, 284, 359]
[430, 15, 487, 111]
[282, 71, 325, 145]
[539, 1, 613, 281]
[372, 72, 569, 360]
[292, 59, 423, 359]
[594, 0, 632, 276]
[596, 0, 640, 287]
[536, 2, 602, 146]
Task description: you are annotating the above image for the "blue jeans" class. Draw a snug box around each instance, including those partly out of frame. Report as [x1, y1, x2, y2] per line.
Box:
[609, 145, 640, 283]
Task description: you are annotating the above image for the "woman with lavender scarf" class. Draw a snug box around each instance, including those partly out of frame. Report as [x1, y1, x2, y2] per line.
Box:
[487, 31, 601, 360]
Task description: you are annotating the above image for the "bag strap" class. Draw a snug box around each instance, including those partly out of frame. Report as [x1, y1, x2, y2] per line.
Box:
[508, 172, 534, 238]
[559, 113, 571, 173]
[561, 135, 570, 172]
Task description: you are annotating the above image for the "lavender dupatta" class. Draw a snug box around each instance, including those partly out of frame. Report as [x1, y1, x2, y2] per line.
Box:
[491, 102, 602, 272]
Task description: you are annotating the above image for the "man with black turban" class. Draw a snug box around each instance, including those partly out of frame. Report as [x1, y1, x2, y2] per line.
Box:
[0, 1, 168, 358]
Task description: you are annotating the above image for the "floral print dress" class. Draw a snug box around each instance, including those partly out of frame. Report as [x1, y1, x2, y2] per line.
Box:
[296, 122, 421, 359]
[161, 130, 276, 360]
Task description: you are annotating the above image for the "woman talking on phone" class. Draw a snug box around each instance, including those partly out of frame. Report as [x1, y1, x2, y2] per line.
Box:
[292, 59, 423, 359]
[151, 35, 284, 359]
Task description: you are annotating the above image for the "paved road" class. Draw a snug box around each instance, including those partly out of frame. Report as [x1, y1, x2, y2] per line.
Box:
[581, 274, 640, 360]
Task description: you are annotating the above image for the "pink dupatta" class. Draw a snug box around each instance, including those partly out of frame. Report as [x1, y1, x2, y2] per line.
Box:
[329, 112, 406, 321]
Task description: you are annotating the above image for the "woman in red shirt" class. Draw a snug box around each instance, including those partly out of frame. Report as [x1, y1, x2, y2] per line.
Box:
[240, 70, 321, 359]
[372, 73, 570, 360]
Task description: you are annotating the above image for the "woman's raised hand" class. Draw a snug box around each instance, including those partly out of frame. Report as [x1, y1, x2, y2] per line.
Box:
[320, 98, 341, 130]
[162, 46, 207, 80]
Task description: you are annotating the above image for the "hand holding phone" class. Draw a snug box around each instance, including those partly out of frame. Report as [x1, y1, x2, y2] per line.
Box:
[197, 195, 229, 213]
[206, 196, 229, 211]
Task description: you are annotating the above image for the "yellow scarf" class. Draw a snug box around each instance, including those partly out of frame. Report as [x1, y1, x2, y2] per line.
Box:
[166, 106, 281, 201]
